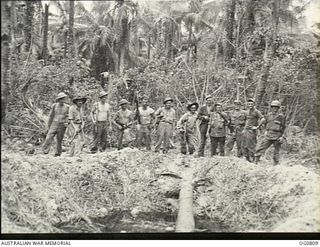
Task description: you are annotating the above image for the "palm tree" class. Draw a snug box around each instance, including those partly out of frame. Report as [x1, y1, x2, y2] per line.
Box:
[24, 1, 35, 52]
[68, 0, 75, 58]
[224, 0, 236, 62]
[42, 3, 49, 64]
[1, 1, 10, 124]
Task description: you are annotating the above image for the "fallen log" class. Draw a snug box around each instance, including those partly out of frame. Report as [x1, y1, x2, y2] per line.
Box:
[175, 165, 195, 232]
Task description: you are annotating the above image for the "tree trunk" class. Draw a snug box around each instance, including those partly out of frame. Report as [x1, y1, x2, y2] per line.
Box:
[63, 30, 68, 58]
[1, 1, 10, 124]
[156, 18, 163, 58]
[224, 0, 236, 62]
[254, 0, 279, 108]
[68, 0, 75, 58]
[245, 0, 256, 34]
[119, 15, 129, 74]
[147, 34, 151, 59]
[24, 1, 34, 52]
[42, 4, 49, 65]
[166, 20, 174, 62]
[186, 21, 192, 63]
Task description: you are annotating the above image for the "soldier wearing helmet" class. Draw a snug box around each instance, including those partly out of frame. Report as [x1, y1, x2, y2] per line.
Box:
[114, 99, 134, 150]
[255, 100, 286, 165]
[225, 100, 247, 157]
[43, 92, 70, 156]
[207, 102, 229, 156]
[197, 95, 213, 157]
[154, 97, 176, 154]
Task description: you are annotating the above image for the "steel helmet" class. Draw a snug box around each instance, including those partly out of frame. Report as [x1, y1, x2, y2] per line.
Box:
[56, 92, 68, 100]
[119, 99, 129, 106]
[270, 100, 281, 107]
[99, 91, 108, 98]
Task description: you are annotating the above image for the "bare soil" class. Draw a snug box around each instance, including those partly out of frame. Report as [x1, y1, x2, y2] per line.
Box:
[1, 143, 319, 233]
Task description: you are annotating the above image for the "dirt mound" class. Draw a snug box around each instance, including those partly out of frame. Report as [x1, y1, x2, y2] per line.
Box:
[1, 147, 319, 233]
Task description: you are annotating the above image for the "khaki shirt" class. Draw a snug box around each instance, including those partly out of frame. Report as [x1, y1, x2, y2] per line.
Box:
[209, 111, 228, 137]
[155, 107, 176, 124]
[92, 101, 110, 122]
[244, 108, 264, 129]
[115, 109, 133, 126]
[49, 103, 69, 125]
[69, 105, 84, 124]
[177, 112, 198, 133]
[229, 109, 247, 129]
[265, 112, 286, 140]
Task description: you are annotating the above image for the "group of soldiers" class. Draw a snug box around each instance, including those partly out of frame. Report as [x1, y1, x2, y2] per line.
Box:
[42, 91, 286, 165]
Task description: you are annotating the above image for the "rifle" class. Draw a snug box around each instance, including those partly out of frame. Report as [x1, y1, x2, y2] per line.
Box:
[69, 125, 84, 145]
[119, 121, 134, 131]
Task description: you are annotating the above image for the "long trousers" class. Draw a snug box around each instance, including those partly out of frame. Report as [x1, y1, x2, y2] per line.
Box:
[210, 136, 226, 156]
[136, 124, 152, 150]
[197, 124, 208, 156]
[180, 131, 197, 155]
[226, 129, 244, 157]
[255, 137, 281, 164]
[242, 129, 257, 162]
[69, 123, 84, 156]
[90, 121, 108, 152]
[154, 122, 173, 153]
[43, 122, 67, 156]
[117, 128, 132, 150]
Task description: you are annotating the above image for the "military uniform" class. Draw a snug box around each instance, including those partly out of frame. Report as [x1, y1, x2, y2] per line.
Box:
[114, 107, 134, 150]
[177, 111, 198, 155]
[136, 106, 155, 150]
[154, 106, 176, 153]
[43, 98, 69, 156]
[91, 92, 111, 153]
[208, 111, 228, 156]
[197, 105, 211, 156]
[242, 108, 264, 161]
[69, 104, 85, 156]
[255, 112, 286, 165]
[226, 109, 247, 157]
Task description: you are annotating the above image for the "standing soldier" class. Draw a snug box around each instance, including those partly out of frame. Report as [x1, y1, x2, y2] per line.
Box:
[69, 95, 87, 156]
[255, 100, 286, 165]
[43, 92, 69, 156]
[197, 95, 213, 157]
[90, 91, 111, 153]
[225, 100, 247, 157]
[154, 97, 176, 154]
[114, 99, 134, 150]
[177, 102, 199, 155]
[208, 103, 229, 156]
[242, 98, 265, 162]
[136, 97, 155, 150]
